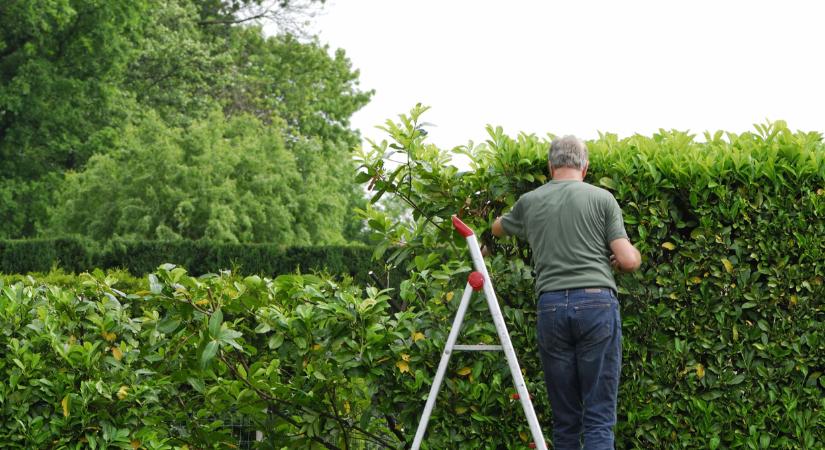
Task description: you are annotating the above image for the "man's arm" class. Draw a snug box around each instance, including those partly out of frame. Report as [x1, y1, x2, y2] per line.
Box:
[609, 238, 641, 272]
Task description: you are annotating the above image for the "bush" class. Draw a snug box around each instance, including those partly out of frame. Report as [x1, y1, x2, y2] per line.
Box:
[354, 107, 825, 448]
[0, 266, 417, 449]
[0, 238, 88, 273]
[0, 239, 379, 283]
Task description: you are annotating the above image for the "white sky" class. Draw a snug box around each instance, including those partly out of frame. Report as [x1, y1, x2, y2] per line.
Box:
[312, 0, 825, 149]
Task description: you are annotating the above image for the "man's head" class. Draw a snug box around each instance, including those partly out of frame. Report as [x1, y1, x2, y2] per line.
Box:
[548, 135, 589, 180]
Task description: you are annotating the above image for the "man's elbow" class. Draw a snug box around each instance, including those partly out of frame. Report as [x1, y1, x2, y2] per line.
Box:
[620, 250, 642, 272]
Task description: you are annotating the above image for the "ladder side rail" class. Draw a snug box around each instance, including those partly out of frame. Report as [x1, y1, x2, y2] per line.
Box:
[465, 233, 548, 450]
[410, 282, 476, 450]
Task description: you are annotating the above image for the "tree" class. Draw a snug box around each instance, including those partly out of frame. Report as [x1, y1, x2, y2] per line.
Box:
[218, 27, 372, 147]
[2, 0, 373, 243]
[49, 110, 360, 244]
[0, 0, 149, 236]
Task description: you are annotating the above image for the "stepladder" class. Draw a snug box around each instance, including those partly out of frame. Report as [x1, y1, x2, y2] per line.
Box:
[410, 215, 547, 450]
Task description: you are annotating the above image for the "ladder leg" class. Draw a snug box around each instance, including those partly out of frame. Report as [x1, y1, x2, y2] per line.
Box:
[411, 282, 476, 450]
[466, 237, 548, 450]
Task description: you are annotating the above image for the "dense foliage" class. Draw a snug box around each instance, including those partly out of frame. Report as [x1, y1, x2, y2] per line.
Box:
[5, 110, 820, 449]
[0, 0, 370, 243]
[0, 238, 377, 283]
[0, 266, 416, 449]
[351, 106, 825, 448]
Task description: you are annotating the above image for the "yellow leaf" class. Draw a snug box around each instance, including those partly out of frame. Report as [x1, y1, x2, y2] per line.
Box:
[117, 385, 129, 400]
[395, 360, 409, 374]
[696, 363, 705, 379]
[102, 331, 117, 342]
[111, 346, 123, 361]
[456, 367, 472, 376]
[661, 242, 676, 250]
[669, 293, 678, 299]
[194, 299, 209, 306]
[690, 277, 702, 284]
[344, 401, 351, 414]
[789, 295, 798, 306]
[401, 353, 410, 362]
[61, 395, 70, 417]
[519, 431, 528, 442]
[412, 331, 425, 342]
[130, 440, 141, 450]
[732, 325, 738, 341]
[722, 258, 733, 273]
[455, 406, 467, 414]
[445, 291, 454, 302]
[312, 344, 321, 351]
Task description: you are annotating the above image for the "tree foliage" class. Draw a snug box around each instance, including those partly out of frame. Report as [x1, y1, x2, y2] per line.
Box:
[0, 0, 371, 242]
[49, 110, 362, 245]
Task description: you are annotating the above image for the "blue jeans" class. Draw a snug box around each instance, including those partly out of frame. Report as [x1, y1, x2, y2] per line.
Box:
[537, 288, 622, 450]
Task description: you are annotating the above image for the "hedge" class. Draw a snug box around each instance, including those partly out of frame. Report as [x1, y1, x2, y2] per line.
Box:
[0, 238, 88, 274]
[0, 267, 416, 448]
[0, 239, 378, 283]
[353, 111, 825, 448]
[1, 115, 823, 448]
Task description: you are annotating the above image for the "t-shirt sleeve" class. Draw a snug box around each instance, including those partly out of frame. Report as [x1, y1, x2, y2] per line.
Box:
[605, 195, 628, 244]
[500, 197, 527, 239]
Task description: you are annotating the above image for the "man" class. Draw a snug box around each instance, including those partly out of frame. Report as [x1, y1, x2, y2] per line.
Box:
[491, 135, 641, 450]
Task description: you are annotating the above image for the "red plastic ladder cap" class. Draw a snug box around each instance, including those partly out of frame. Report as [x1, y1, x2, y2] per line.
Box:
[451, 215, 474, 237]
[468, 272, 484, 291]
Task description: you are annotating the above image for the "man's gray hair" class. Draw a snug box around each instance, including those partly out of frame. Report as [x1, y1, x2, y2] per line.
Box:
[549, 135, 588, 170]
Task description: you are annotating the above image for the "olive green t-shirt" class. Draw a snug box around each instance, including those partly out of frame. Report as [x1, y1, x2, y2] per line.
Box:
[500, 180, 628, 295]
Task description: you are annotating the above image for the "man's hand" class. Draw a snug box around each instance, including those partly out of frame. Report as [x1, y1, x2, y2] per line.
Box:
[491, 217, 506, 237]
[610, 254, 619, 270]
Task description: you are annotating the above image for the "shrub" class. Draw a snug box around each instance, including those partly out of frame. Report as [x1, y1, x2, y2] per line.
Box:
[0, 266, 417, 449]
[0, 238, 88, 273]
[354, 106, 825, 448]
[0, 239, 379, 283]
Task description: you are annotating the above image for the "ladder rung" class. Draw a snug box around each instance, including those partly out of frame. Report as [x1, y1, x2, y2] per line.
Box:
[453, 344, 503, 351]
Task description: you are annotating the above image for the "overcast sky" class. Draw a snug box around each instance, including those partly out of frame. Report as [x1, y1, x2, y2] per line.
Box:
[311, 0, 825, 149]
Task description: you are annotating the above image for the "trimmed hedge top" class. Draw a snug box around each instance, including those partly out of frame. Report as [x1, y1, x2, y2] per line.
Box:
[0, 239, 378, 283]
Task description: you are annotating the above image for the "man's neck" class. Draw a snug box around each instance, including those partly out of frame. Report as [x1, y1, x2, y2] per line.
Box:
[551, 167, 584, 181]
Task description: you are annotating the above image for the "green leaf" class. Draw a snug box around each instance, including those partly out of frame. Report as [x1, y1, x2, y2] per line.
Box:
[201, 341, 219, 366]
[148, 274, 162, 295]
[209, 309, 223, 339]
[599, 177, 617, 190]
[157, 317, 181, 334]
[268, 334, 285, 349]
[728, 373, 746, 385]
[187, 377, 205, 393]
[354, 171, 372, 183]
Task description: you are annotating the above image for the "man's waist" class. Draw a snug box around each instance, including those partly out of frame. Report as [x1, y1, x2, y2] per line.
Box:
[539, 286, 616, 296]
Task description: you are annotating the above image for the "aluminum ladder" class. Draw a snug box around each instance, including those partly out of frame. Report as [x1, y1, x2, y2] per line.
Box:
[410, 215, 547, 450]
